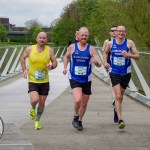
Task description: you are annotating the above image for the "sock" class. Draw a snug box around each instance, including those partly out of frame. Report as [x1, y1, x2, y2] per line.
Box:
[35, 107, 44, 121]
[31, 104, 36, 109]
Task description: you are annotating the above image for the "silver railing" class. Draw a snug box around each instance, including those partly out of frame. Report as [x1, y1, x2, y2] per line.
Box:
[0, 46, 67, 80]
[0, 45, 150, 106]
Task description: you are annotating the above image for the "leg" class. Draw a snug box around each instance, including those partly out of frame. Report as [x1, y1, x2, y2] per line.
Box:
[35, 95, 47, 121]
[71, 87, 82, 129]
[72, 87, 83, 116]
[29, 91, 39, 120]
[109, 78, 115, 105]
[79, 93, 90, 121]
[113, 84, 125, 121]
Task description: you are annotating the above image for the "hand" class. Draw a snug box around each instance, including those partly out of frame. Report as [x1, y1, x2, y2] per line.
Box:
[91, 54, 101, 67]
[23, 70, 28, 79]
[63, 68, 68, 75]
[121, 50, 131, 58]
[46, 64, 53, 71]
[104, 62, 110, 70]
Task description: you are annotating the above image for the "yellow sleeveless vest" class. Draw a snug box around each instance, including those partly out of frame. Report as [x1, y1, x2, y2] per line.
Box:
[28, 45, 50, 83]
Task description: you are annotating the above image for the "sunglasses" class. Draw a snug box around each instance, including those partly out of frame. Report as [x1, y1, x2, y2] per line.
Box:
[110, 30, 116, 32]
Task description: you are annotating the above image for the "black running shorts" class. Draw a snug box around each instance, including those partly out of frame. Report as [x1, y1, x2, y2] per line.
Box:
[109, 73, 131, 89]
[28, 82, 50, 95]
[69, 79, 92, 95]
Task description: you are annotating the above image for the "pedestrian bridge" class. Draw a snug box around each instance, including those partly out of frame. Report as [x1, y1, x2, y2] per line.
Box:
[0, 46, 150, 150]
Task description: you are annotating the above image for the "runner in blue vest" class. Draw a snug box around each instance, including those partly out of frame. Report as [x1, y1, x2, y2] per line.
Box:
[102, 26, 117, 106]
[103, 25, 140, 129]
[63, 27, 101, 131]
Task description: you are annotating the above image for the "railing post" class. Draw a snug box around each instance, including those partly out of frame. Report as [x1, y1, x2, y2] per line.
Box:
[0, 48, 9, 69]
[131, 59, 150, 99]
[1, 48, 17, 77]
[9, 47, 24, 74]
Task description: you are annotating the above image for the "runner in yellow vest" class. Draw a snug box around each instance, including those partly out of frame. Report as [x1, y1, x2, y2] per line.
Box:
[20, 32, 57, 130]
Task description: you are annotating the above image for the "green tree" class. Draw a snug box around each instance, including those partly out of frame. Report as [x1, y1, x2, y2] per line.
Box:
[0, 23, 7, 42]
[32, 27, 44, 43]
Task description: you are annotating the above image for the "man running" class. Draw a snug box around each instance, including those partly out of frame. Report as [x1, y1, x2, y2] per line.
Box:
[63, 27, 101, 131]
[20, 32, 57, 130]
[102, 26, 117, 105]
[103, 25, 140, 129]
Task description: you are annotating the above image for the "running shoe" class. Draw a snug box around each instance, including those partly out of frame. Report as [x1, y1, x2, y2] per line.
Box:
[118, 120, 125, 129]
[29, 108, 36, 120]
[77, 121, 83, 131]
[35, 121, 42, 130]
[114, 108, 118, 123]
[72, 115, 79, 128]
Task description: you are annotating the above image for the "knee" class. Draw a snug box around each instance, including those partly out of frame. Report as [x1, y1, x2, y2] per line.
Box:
[115, 94, 123, 101]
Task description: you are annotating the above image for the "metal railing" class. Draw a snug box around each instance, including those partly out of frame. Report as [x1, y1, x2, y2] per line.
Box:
[0, 45, 150, 106]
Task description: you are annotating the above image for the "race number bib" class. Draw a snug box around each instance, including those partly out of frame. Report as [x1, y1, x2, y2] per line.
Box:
[75, 66, 87, 75]
[34, 70, 46, 80]
[113, 57, 125, 66]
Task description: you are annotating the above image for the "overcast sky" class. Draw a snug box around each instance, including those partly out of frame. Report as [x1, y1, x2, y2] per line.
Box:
[0, 0, 74, 27]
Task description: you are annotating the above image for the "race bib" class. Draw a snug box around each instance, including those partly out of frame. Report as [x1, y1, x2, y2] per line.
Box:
[75, 66, 87, 75]
[113, 57, 125, 66]
[34, 70, 46, 80]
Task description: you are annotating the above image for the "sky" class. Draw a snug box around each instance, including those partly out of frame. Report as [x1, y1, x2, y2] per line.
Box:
[0, 0, 74, 27]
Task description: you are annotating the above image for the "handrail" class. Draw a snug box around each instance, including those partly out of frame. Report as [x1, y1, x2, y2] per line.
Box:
[0, 45, 150, 105]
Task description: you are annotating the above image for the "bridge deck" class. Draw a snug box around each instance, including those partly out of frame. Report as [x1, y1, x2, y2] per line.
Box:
[0, 60, 150, 150]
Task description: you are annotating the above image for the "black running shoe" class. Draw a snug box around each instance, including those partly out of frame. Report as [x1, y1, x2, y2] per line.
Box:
[72, 115, 79, 128]
[77, 121, 83, 131]
[114, 108, 118, 123]
[118, 120, 125, 129]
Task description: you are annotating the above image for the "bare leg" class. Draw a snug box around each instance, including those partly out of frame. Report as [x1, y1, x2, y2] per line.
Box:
[72, 87, 82, 116]
[79, 93, 90, 121]
[113, 84, 125, 121]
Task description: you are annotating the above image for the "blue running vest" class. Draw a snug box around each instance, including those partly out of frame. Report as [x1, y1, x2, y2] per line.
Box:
[69, 43, 92, 82]
[109, 38, 131, 75]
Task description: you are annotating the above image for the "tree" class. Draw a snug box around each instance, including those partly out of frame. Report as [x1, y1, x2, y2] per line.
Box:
[26, 25, 44, 43]
[32, 27, 44, 43]
[25, 18, 43, 29]
[0, 23, 7, 42]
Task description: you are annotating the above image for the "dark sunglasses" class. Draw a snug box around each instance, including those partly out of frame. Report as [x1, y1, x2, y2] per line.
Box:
[110, 30, 116, 32]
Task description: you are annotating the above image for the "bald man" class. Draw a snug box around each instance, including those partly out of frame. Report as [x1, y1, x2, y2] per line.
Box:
[103, 25, 140, 129]
[63, 27, 101, 131]
[20, 32, 57, 130]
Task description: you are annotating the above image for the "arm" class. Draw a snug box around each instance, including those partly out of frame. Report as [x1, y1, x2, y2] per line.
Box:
[20, 46, 31, 78]
[122, 40, 140, 60]
[103, 41, 111, 69]
[101, 40, 108, 52]
[47, 48, 58, 70]
[63, 45, 73, 75]
[90, 46, 101, 67]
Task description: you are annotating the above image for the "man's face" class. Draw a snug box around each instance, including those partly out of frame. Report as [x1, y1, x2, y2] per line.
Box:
[78, 29, 89, 44]
[36, 33, 47, 46]
[109, 27, 116, 38]
[116, 26, 126, 39]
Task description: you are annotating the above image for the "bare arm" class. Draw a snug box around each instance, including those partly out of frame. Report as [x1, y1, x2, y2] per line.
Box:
[90, 46, 101, 67]
[103, 41, 111, 69]
[121, 40, 140, 60]
[102, 39, 109, 52]
[20, 46, 31, 78]
[63, 44, 73, 75]
[47, 48, 58, 70]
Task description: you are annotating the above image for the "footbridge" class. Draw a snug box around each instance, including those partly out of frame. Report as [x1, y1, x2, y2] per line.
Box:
[0, 45, 150, 150]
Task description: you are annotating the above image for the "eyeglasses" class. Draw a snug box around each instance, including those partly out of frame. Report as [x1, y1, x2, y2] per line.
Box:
[116, 30, 126, 33]
[110, 30, 116, 32]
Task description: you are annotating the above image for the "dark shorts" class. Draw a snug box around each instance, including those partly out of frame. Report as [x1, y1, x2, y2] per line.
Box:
[28, 82, 50, 95]
[109, 73, 131, 89]
[69, 79, 92, 95]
